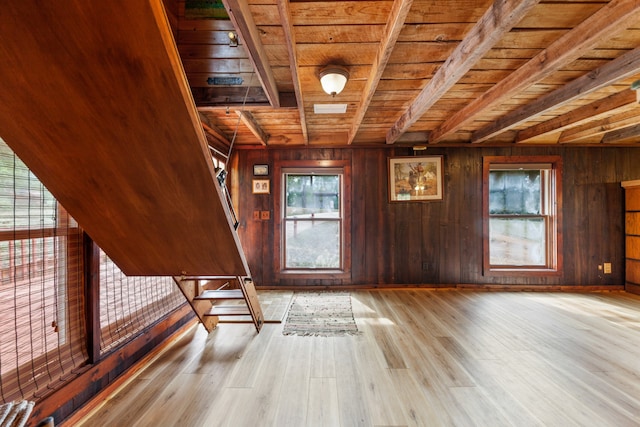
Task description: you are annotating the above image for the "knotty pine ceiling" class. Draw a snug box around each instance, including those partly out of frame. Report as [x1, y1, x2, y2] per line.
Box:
[168, 0, 640, 151]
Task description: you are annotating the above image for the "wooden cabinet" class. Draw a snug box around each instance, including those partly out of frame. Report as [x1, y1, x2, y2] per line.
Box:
[623, 180, 640, 295]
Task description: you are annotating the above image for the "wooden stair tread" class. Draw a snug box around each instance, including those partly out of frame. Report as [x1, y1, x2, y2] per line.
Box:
[194, 289, 244, 300]
[206, 306, 251, 316]
[175, 276, 264, 333]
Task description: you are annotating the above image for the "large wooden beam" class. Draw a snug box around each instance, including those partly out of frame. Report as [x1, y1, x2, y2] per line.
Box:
[430, 0, 640, 144]
[349, 0, 413, 144]
[385, 0, 540, 145]
[477, 46, 640, 143]
[559, 109, 640, 143]
[277, 0, 309, 144]
[516, 90, 637, 143]
[236, 111, 269, 146]
[222, 0, 281, 108]
[202, 123, 231, 147]
[602, 123, 640, 144]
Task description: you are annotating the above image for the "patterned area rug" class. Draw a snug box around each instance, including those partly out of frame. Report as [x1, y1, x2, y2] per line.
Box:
[282, 291, 360, 337]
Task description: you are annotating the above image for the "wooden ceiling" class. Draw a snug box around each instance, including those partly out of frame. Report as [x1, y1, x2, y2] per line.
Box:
[168, 0, 640, 152]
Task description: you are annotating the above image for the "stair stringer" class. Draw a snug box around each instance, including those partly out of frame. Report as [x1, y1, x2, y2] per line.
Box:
[173, 277, 219, 333]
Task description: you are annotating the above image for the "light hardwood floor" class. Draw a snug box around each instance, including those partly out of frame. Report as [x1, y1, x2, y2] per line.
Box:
[76, 290, 640, 427]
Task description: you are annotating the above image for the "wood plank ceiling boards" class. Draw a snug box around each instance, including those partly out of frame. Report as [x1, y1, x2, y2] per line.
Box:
[177, 0, 640, 148]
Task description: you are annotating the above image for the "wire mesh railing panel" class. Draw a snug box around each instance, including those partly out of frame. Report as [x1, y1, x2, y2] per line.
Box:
[99, 253, 184, 354]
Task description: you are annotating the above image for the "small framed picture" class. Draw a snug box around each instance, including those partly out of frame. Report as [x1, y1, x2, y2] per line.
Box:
[253, 164, 269, 176]
[252, 179, 270, 194]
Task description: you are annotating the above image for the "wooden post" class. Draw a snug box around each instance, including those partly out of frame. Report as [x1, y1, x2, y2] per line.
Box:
[84, 232, 101, 364]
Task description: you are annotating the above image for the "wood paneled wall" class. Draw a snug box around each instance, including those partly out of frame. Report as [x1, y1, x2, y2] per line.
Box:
[231, 147, 640, 288]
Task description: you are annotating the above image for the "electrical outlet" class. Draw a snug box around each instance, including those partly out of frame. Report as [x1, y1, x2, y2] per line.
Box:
[603, 262, 612, 274]
[261, 211, 270, 220]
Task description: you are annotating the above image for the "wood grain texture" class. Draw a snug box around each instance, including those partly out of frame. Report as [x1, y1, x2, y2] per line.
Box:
[516, 90, 637, 143]
[625, 185, 640, 293]
[277, 0, 308, 144]
[222, 0, 280, 107]
[626, 187, 640, 211]
[74, 290, 640, 427]
[433, 0, 640, 143]
[170, 0, 640, 148]
[0, 0, 249, 276]
[386, 0, 540, 144]
[348, 0, 414, 144]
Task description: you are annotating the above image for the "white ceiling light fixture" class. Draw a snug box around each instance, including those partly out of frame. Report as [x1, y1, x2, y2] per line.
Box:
[319, 65, 349, 97]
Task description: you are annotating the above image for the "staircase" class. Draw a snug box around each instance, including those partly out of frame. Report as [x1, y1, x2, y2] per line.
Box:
[175, 276, 264, 332]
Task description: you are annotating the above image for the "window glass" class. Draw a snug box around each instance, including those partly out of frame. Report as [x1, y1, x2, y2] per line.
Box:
[489, 217, 546, 265]
[0, 142, 57, 230]
[283, 172, 342, 270]
[489, 170, 541, 215]
[285, 175, 340, 218]
[285, 220, 340, 268]
[484, 157, 561, 274]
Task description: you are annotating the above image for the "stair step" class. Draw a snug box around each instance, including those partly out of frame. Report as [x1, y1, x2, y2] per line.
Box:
[205, 305, 251, 316]
[194, 289, 244, 300]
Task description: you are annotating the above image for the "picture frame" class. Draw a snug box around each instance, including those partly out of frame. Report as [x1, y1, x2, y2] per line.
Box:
[388, 156, 444, 202]
[253, 164, 269, 176]
[252, 179, 270, 194]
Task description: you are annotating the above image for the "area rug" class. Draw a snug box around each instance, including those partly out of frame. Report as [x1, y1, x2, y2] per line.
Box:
[282, 291, 360, 337]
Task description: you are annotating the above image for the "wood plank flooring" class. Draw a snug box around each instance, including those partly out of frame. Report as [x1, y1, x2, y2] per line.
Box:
[76, 290, 640, 427]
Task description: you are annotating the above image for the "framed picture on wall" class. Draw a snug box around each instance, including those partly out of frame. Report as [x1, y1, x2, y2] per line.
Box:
[388, 156, 444, 202]
[253, 164, 269, 176]
[252, 179, 270, 194]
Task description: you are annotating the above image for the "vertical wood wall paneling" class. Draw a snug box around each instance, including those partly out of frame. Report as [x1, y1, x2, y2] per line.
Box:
[564, 148, 589, 284]
[233, 147, 640, 288]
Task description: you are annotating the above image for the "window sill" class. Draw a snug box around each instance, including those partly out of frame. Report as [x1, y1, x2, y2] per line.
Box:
[276, 269, 351, 280]
[484, 268, 562, 277]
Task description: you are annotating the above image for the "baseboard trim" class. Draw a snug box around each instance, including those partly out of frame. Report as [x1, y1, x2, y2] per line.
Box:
[257, 284, 626, 292]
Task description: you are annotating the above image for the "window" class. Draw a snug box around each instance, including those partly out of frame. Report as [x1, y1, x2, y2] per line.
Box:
[483, 156, 562, 275]
[275, 161, 351, 277]
[0, 137, 85, 402]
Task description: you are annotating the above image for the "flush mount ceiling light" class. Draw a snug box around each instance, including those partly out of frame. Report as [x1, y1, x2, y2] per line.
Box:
[319, 65, 349, 97]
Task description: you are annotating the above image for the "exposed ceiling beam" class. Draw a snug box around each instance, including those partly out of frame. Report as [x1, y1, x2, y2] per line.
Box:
[559, 109, 640, 143]
[430, 0, 640, 144]
[204, 134, 230, 160]
[199, 112, 232, 144]
[236, 111, 269, 146]
[385, 0, 540, 145]
[516, 90, 637, 143]
[602, 123, 640, 144]
[277, 0, 309, 144]
[349, 0, 413, 145]
[222, 0, 281, 108]
[477, 47, 640, 144]
[202, 122, 231, 146]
